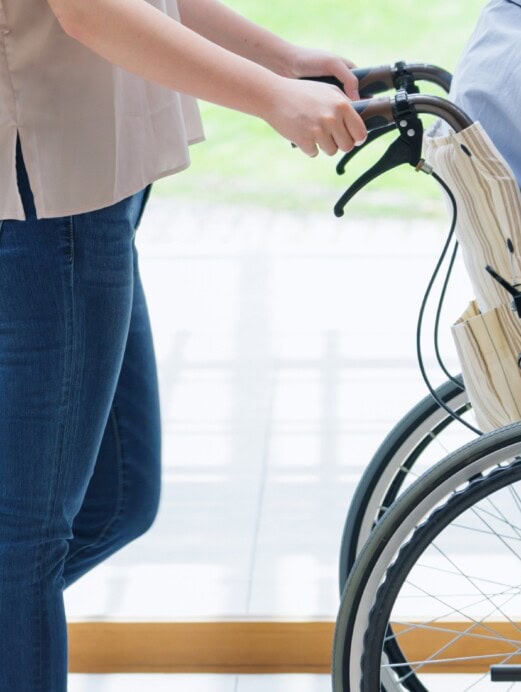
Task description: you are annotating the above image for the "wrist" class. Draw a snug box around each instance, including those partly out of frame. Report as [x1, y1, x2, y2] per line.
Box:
[258, 37, 300, 78]
[248, 71, 288, 122]
[274, 41, 302, 78]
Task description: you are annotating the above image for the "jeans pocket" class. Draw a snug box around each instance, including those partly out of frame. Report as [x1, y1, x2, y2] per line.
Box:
[134, 183, 153, 231]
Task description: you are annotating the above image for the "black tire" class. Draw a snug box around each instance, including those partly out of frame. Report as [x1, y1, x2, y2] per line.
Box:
[332, 422, 521, 692]
[360, 457, 521, 691]
[339, 375, 471, 595]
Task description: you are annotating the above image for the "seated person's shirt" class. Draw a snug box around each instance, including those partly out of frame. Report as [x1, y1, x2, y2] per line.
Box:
[434, 0, 521, 184]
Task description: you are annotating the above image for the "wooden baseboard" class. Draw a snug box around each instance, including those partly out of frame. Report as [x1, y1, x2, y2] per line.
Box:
[68, 620, 521, 674]
[68, 621, 334, 673]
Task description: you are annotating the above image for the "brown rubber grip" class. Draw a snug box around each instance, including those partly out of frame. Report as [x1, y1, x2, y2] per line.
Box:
[352, 66, 394, 98]
[352, 98, 394, 130]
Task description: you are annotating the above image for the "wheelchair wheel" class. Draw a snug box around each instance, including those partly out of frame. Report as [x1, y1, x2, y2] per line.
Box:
[332, 422, 521, 692]
[339, 375, 475, 595]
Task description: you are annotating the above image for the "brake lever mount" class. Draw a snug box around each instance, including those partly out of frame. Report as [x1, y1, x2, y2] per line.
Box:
[336, 61, 424, 175]
[334, 91, 424, 217]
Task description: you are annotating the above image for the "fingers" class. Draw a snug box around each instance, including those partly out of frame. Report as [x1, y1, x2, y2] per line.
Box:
[297, 133, 339, 158]
[297, 140, 319, 158]
[301, 126, 356, 159]
[326, 100, 367, 151]
[327, 60, 360, 101]
[316, 132, 342, 157]
[330, 126, 355, 154]
[297, 107, 366, 159]
[337, 98, 367, 146]
[344, 108, 367, 147]
[343, 71, 360, 101]
[289, 77, 368, 158]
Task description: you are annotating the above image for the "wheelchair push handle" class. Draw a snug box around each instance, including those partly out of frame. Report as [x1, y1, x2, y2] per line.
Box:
[350, 96, 395, 130]
[303, 72, 394, 98]
[352, 93, 472, 133]
[353, 65, 395, 97]
[302, 61, 452, 98]
[399, 63, 453, 94]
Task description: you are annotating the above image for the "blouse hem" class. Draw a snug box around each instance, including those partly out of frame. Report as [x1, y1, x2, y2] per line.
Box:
[34, 157, 201, 220]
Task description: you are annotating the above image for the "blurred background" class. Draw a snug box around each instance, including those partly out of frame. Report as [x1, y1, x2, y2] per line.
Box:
[67, 0, 487, 680]
[154, 0, 485, 216]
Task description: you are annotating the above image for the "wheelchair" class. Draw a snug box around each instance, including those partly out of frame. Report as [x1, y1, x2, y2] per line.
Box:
[318, 62, 521, 690]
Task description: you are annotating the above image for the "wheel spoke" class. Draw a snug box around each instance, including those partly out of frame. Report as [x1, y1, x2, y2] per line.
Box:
[386, 584, 521, 644]
[412, 561, 521, 591]
[429, 540, 521, 639]
[472, 499, 521, 540]
[389, 588, 521, 685]
[449, 522, 521, 541]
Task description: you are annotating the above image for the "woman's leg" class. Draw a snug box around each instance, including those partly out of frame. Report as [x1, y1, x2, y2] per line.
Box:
[63, 233, 162, 587]
[0, 138, 157, 690]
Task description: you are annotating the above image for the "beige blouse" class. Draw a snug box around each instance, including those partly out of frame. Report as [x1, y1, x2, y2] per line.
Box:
[0, 0, 205, 221]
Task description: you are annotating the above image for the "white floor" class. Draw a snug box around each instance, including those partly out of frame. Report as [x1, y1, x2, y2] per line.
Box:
[63, 193, 473, 622]
[69, 674, 332, 691]
[68, 672, 515, 691]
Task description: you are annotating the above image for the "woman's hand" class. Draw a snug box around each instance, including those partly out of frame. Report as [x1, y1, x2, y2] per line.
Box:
[261, 43, 367, 157]
[263, 75, 367, 158]
[283, 45, 360, 101]
[63, 0, 366, 159]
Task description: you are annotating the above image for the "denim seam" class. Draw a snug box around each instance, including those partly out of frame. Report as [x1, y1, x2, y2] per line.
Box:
[48, 216, 76, 523]
[36, 215, 75, 690]
[67, 215, 74, 263]
[65, 404, 128, 565]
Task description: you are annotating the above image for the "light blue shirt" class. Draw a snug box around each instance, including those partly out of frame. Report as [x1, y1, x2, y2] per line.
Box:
[446, 0, 521, 183]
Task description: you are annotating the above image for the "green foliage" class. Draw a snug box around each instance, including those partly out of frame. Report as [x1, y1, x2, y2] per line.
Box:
[154, 0, 485, 215]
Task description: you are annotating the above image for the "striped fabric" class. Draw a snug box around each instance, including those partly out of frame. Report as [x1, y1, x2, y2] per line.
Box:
[423, 123, 521, 431]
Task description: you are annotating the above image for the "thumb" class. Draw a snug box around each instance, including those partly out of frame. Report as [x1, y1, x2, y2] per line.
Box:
[331, 61, 360, 101]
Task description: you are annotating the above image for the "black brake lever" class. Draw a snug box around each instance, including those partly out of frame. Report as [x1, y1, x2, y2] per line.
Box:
[334, 112, 424, 217]
[336, 123, 396, 175]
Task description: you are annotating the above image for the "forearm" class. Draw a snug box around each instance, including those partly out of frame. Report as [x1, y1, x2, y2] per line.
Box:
[176, 0, 296, 76]
[50, 0, 367, 159]
[61, 0, 284, 119]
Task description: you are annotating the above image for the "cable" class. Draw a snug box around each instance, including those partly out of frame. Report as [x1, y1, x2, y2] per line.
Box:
[416, 171, 482, 436]
[433, 234, 464, 389]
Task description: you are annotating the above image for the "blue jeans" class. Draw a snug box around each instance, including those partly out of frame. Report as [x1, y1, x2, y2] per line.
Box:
[0, 136, 161, 690]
